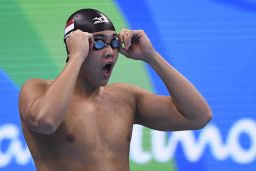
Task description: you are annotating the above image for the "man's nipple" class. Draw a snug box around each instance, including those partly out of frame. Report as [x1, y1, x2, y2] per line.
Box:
[66, 133, 76, 143]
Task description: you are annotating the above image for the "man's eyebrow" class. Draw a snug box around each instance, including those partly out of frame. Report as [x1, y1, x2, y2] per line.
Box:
[93, 34, 106, 38]
[93, 33, 117, 38]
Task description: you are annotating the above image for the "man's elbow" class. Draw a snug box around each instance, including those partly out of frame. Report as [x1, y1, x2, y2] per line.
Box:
[193, 106, 213, 130]
[26, 111, 59, 135]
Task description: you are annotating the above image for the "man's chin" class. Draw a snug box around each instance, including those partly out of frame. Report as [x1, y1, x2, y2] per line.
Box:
[99, 79, 109, 87]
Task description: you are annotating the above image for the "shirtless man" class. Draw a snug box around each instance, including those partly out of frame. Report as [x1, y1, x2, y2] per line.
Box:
[18, 9, 212, 171]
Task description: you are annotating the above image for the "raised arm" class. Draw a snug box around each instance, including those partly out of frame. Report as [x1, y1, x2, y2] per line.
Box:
[18, 30, 93, 134]
[118, 29, 212, 131]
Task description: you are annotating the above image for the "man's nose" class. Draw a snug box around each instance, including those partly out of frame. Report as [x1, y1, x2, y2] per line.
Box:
[105, 44, 114, 58]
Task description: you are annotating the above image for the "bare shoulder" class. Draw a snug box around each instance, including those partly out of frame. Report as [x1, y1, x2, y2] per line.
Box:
[21, 78, 51, 89]
[20, 78, 53, 95]
[19, 78, 52, 100]
[19, 78, 51, 115]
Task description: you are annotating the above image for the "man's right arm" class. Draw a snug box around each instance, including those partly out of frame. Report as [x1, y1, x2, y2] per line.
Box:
[19, 58, 83, 134]
[18, 30, 93, 134]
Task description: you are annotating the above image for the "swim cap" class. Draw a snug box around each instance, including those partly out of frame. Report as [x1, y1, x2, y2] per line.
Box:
[64, 8, 115, 38]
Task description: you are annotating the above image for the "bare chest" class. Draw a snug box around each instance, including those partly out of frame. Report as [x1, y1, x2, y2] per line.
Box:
[24, 92, 135, 170]
[50, 95, 135, 155]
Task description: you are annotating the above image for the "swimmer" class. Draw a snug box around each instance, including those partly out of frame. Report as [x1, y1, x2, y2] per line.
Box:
[18, 8, 212, 171]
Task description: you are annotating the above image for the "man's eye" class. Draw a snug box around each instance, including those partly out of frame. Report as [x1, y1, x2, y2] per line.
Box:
[95, 40, 105, 45]
[93, 39, 107, 50]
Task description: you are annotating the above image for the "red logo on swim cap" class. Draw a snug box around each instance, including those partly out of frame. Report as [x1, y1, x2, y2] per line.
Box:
[64, 19, 75, 36]
[66, 19, 74, 28]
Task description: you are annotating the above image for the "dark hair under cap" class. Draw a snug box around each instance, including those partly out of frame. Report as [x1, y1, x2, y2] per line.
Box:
[64, 8, 115, 38]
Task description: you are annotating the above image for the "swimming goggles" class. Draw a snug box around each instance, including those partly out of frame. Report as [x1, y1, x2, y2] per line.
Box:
[93, 38, 121, 50]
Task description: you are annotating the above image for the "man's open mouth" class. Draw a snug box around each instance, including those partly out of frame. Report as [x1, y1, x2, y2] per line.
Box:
[102, 62, 113, 75]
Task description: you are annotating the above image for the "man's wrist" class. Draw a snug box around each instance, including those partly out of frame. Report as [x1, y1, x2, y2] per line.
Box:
[67, 55, 85, 69]
[68, 53, 86, 63]
[144, 50, 159, 64]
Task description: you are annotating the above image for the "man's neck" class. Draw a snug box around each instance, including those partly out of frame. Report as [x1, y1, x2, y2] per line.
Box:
[74, 76, 102, 98]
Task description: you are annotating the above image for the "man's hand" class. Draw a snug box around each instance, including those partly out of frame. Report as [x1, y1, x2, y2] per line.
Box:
[118, 29, 156, 62]
[65, 30, 93, 62]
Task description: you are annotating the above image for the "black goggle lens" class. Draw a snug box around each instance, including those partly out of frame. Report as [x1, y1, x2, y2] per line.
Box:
[93, 38, 120, 50]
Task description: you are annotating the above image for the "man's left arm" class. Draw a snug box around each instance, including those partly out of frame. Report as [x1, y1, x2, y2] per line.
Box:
[118, 29, 212, 131]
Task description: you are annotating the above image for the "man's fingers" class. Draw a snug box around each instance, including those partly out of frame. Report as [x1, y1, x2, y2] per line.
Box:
[125, 32, 133, 50]
[64, 31, 74, 45]
[118, 46, 129, 57]
[64, 34, 70, 41]
[65, 30, 94, 59]
[85, 32, 93, 39]
[118, 29, 126, 46]
[119, 29, 133, 50]
[123, 32, 129, 50]
[84, 32, 94, 50]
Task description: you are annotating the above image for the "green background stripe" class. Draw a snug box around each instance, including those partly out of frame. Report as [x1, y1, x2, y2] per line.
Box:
[0, 0, 57, 85]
